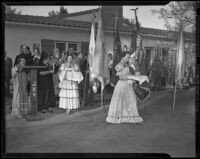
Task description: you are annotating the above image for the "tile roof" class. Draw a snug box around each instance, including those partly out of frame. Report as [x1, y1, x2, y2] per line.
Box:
[63, 8, 99, 18]
[5, 14, 194, 40]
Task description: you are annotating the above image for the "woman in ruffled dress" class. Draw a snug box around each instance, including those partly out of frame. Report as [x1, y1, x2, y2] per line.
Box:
[106, 53, 144, 124]
[58, 54, 83, 114]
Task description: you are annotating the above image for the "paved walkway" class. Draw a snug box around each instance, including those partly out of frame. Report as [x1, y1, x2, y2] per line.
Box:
[5, 88, 195, 157]
[5, 90, 169, 120]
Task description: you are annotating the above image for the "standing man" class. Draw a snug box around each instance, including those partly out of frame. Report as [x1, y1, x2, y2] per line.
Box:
[25, 46, 34, 66]
[157, 59, 163, 91]
[50, 48, 61, 100]
[77, 52, 93, 107]
[32, 48, 41, 66]
[107, 53, 114, 93]
[150, 60, 157, 90]
[5, 51, 13, 97]
[161, 60, 167, 90]
[14, 45, 27, 66]
[107, 53, 113, 76]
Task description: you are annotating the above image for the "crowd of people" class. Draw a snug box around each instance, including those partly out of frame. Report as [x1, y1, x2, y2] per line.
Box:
[5, 44, 195, 119]
[7, 44, 93, 118]
[148, 56, 195, 91]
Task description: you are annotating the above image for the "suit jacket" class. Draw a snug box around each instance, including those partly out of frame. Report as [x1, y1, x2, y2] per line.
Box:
[77, 57, 88, 77]
[5, 57, 13, 79]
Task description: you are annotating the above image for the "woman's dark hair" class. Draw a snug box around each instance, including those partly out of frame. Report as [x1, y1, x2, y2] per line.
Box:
[66, 53, 73, 59]
[20, 44, 25, 49]
[17, 57, 26, 64]
[40, 51, 49, 63]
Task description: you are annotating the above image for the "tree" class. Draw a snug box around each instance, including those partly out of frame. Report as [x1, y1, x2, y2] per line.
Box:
[5, 6, 21, 15]
[151, 1, 196, 32]
[48, 6, 68, 18]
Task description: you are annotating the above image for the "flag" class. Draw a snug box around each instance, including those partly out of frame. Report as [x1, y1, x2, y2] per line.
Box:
[130, 9, 150, 103]
[110, 12, 122, 86]
[134, 9, 147, 75]
[88, 12, 96, 81]
[93, 8, 110, 90]
[130, 29, 137, 53]
[175, 24, 185, 84]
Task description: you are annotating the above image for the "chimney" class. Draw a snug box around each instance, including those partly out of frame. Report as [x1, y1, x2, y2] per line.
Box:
[101, 6, 123, 27]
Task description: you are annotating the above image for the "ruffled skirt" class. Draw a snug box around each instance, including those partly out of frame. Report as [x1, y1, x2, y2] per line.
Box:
[106, 80, 143, 124]
[59, 80, 80, 110]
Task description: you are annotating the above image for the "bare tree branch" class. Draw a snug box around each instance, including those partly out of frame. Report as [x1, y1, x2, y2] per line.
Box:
[151, 1, 195, 32]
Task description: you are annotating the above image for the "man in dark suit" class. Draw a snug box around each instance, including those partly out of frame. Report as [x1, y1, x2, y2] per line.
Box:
[77, 52, 94, 107]
[26, 46, 34, 66]
[14, 45, 27, 66]
[5, 51, 13, 97]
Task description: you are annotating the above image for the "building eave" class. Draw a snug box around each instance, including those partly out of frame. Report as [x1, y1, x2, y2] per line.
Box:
[5, 21, 194, 43]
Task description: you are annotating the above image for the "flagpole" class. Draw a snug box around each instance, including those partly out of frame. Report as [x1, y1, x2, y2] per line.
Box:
[82, 65, 89, 108]
[172, 83, 177, 112]
[101, 86, 103, 111]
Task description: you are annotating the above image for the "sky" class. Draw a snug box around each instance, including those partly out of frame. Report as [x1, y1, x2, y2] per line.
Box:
[10, 5, 167, 30]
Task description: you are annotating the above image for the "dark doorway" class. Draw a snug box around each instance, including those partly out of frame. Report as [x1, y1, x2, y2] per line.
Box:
[145, 47, 152, 77]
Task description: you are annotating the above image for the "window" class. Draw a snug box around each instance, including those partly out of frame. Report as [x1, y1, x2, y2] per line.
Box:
[55, 42, 66, 53]
[68, 43, 78, 53]
[54, 41, 80, 55]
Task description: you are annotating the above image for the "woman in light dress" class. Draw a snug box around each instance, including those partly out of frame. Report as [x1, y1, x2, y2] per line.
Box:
[106, 53, 146, 124]
[58, 54, 83, 114]
[11, 57, 29, 118]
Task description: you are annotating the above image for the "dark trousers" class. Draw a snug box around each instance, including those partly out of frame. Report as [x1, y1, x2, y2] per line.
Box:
[161, 76, 166, 88]
[38, 85, 56, 110]
[5, 78, 11, 97]
[78, 80, 84, 106]
[78, 74, 94, 107]
[154, 77, 162, 90]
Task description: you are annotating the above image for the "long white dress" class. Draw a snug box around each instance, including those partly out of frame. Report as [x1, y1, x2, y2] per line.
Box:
[58, 63, 83, 110]
[106, 63, 143, 124]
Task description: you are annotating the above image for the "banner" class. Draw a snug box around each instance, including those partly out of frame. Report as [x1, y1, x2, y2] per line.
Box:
[88, 12, 96, 81]
[175, 24, 185, 84]
[110, 12, 122, 86]
[93, 8, 110, 90]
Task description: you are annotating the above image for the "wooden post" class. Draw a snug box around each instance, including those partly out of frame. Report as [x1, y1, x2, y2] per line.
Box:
[23, 66, 45, 121]
[29, 69, 38, 115]
[172, 83, 177, 112]
[101, 89, 104, 111]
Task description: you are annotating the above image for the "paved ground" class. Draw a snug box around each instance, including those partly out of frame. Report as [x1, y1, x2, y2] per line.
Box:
[5, 88, 196, 157]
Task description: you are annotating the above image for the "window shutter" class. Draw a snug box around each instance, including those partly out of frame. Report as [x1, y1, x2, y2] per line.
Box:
[81, 42, 89, 56]
[41, 39, 54, 56]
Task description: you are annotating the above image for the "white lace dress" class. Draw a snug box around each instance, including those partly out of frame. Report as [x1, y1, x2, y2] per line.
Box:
[106, 63, 143, 124]
[58, 63, 83, 110]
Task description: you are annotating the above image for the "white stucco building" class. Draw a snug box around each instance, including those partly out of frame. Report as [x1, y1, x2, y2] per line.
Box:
[5, 6, 195, 71]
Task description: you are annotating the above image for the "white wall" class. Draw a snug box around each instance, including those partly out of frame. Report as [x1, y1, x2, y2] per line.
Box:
[5, 23, 133, 61]
[5, 23, 91, 61]
[5, 22, 172, 62]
